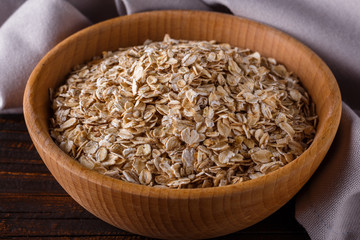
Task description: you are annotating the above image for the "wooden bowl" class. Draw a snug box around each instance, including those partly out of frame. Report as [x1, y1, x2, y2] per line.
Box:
[23, 10, 341, 239]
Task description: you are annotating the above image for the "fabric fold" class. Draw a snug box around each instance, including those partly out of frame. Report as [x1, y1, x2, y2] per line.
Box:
[0, 0, 91, 113]
[115, 0, 212, 15]
[296, 103, 360, 240]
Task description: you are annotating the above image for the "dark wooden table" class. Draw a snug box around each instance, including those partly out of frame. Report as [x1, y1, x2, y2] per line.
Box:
[0, 114, 310, 239]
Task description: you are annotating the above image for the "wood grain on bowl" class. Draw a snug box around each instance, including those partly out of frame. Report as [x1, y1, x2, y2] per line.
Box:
[23, 10, 341, 239]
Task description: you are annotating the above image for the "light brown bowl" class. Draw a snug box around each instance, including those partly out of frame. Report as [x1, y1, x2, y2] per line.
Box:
[23, 10, 341, 239]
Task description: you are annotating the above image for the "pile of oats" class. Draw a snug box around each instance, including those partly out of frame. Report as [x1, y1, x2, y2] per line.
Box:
[50, 34, 317, 188]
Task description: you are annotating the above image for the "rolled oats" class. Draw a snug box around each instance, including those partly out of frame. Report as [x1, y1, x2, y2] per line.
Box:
[50, 34, 317, 188]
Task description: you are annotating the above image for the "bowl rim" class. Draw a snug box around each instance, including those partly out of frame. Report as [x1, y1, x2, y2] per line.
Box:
[24, 10, 342, 200]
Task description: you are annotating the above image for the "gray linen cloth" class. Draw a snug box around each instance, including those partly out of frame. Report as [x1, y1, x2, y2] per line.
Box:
[1, 0, 359, 239]
[0, 0, 91, 113]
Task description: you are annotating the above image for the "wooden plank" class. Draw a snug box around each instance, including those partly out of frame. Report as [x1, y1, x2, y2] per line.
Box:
[0, 218, 130, 237]
[0, 114, 27, 131]
[0, 160, 48, 173]
[0, 234, 308, 240]
[0, 193, 85, 216]
[0, 171, 64, 194]
[2, 237, 152, 240]
[0, 114, 42, 163]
